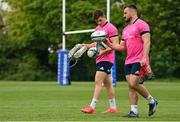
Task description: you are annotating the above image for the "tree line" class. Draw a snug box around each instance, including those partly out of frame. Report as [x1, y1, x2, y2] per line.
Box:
[0, 0, 179, 81]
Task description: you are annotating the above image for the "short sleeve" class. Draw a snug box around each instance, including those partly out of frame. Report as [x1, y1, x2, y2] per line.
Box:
[107, 24, 118, 38]
[138, 20, 150, 35]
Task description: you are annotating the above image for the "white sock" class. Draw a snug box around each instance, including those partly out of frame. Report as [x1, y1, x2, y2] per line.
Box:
[90, 98, 98, 109]
[109, 98, 117, 109]
[131, 105, 138, 114]
[146, 95, 155, 104]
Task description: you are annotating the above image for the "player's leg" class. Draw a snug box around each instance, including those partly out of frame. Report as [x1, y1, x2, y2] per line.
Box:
[129, 75, 158, 116]
[92, 71, 107, 100]
[128, 63, 151, 97]
[128, 63, 158, 116]
[81, 61, 108, 114]
[129, 74, 149, 98]
[80, 71, 106, 114]
[91, 61, 114, 104]
[126, 75, 139, 117]
[124, 64, 139, 117]
[103, 73, 118, 113]
[140, 84, 158, 116]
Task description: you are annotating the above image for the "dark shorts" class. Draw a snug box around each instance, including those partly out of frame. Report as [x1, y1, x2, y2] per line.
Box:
[125, 62, 141, 76]
[96, 61, 113, 74]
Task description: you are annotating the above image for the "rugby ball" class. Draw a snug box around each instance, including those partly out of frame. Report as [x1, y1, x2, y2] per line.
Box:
[91, 30, 107, 42]
[87, 47, 98, 58]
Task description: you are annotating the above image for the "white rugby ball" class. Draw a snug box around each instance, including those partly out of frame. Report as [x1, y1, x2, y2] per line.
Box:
[91, 30, 107, 42]
[87, 47, 98, 58]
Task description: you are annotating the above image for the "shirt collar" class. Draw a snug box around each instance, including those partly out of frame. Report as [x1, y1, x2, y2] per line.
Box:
[132, 18, 139, 24]
[101, 21, 108, 27]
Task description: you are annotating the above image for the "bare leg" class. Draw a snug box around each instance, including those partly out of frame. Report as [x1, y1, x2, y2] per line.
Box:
[103, 73, 118, 112]
[126, 75, 138, 114]
[92, 71, 107, 100]
[104, 74, 115, 99]
[127, 74, 158, 116]
[128, 74, 149, 98]
[80, 71, 107, 113]
[126, 75, 138, 105]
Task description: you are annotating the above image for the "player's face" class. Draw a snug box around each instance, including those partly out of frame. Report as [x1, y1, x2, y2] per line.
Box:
[95, 16, 106, 26]
[123, 8, 132, 23]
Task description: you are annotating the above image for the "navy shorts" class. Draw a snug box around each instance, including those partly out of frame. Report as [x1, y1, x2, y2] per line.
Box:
[125, 62, 141, 76]
[96, 61, 113, 74]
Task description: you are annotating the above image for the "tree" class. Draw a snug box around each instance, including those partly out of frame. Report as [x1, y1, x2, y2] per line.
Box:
[0, 0, 179, 81]
[1, 0, 61, 80]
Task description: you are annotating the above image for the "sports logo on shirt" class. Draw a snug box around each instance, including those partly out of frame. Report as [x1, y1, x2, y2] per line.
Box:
[100, 67, 104, 70]
[135, 71, 140, 75]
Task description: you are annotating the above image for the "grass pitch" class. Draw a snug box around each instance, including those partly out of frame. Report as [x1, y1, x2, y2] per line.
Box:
[0, 79, 180, 121]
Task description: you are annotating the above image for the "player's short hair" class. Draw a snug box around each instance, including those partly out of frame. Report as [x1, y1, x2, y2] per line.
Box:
[124, 4, 137, 11]
[93, 10, 105, 20]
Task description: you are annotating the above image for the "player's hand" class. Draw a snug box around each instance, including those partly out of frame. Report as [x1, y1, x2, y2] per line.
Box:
[140, 57, 146, 66]
[106, 38, 113, 49]
[81, 44, 90, 48]
[82, 43, 96, 48]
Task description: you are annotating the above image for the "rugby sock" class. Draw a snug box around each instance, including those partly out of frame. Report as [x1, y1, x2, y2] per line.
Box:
[90, 98, 98, 109]
[109, 98, 117, 109]
[146, 95, 155, 104]
[131, 105, 138, 114]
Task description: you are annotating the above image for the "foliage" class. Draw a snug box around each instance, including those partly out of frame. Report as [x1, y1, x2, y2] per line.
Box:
[0, 0, 179, 80]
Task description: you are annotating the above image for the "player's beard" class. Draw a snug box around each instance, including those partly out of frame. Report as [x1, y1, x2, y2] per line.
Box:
[125, 17, 131, 23]
[124, 16, 131, 23]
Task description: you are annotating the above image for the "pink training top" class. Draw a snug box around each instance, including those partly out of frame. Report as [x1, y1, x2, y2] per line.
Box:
[95, 22, 118, 64]
[122, 19, 150, 64]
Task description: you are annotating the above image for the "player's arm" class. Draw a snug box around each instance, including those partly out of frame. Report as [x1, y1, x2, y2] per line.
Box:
[141, 33, 151, 66]
[99, 36, 119, 55]
[82, 42, 96, 48]
[106, 38, 126, 52]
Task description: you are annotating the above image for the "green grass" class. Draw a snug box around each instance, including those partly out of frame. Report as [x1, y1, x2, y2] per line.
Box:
[0, 79, 180, 121]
